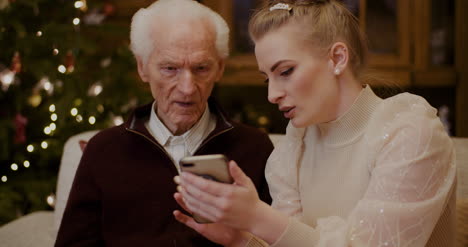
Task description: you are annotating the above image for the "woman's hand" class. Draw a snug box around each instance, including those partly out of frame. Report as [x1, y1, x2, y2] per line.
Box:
[175, 160, 289, 244]
[177, 160, 265, 231]
[173, 192, 251, 246]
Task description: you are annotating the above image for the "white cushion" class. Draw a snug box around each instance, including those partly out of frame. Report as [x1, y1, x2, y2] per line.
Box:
[454, 138, 468, 198]
[0, 211, 55, 247]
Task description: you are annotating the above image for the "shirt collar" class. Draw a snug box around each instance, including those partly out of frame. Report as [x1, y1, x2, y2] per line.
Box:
[147, 102, 214, 154]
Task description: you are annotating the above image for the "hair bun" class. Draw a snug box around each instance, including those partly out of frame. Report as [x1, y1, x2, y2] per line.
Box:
[268, 0, 294, 4]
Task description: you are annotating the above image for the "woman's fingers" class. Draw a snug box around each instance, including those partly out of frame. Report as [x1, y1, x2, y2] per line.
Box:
[180, 172, 232, 196]
[173, 210, 206, 233]
[178, 185, 220, 221]
[182, 177, 222, 204]
[229, 161, 253, 187]
[173, 210, 191, 224]
[174, 192, 191, 213]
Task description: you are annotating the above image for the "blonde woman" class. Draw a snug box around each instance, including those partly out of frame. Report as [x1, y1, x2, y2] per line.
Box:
[174, 1, 456, 246]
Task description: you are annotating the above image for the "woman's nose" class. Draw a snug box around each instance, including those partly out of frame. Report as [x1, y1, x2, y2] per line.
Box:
[267, 81, 284, 104]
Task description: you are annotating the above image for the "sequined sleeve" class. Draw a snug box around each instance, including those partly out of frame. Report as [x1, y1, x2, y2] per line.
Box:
[269, 96, 456, 247]
[266, 123, 306, 218]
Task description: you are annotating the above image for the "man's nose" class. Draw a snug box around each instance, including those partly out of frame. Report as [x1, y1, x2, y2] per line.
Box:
[178, 70, 196, 95]
[267, 81, 285, 104]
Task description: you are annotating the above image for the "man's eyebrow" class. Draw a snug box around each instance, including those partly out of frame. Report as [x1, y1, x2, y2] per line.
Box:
[158, 61, 178, 66]
[193, 61, 213, 66]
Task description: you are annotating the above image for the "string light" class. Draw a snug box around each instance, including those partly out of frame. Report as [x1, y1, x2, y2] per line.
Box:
[41, 141, 48, 149]
[257, 116, 269, 126]
[73, 18, 80, 25]
[49, 104, 56, 112]
[70, 108, 78, 116]
[58, 65, 66, 73]
[11, 163, 18, 171]
[113, 116, 124, 126]
[27, 145, 34, 152]
[46, 194, 56, 207]
[43, 81, 52, 91]
[36, 31, 43, 37]
[37, 77, 54, 95]
[51, 113, 58, 121]
[53, 49, 59, 55]
[88, 82, 103, 96]
[74, 1, 84, 8]
[24, 160, 30, 168]
[97, 104, 104, 113]
[74, 98, 83, 106]
[50, 123, 57, 130]
[44, 126, 52, 135]
[0, 68, 15, 91]
[76, 115, 83, 123]
[1, 176, 6, 182]
[88, 116, 96, 125]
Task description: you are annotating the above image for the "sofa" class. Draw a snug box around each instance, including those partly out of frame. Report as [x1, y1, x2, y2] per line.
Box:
[0, 131, 467, 246]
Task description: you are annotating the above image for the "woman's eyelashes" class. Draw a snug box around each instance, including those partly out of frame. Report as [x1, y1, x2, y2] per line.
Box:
[263, 67, 294, 83]
[280, 67, 294, 77]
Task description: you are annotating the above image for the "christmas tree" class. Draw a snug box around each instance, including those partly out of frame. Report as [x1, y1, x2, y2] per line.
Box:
[0, 0, 152, 225]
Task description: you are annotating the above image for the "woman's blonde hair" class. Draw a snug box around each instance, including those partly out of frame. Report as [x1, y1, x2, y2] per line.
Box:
[249, 0, 368, 78]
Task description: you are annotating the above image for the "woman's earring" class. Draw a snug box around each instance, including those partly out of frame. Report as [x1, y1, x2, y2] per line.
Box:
[334, 68, 341, 75]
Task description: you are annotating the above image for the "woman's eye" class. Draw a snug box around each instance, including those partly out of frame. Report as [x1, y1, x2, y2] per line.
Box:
[280, 67, 294, 76]
[263, 78, 269, 84]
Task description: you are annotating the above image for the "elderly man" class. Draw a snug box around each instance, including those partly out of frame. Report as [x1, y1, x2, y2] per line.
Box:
[55, 0, 273, 246]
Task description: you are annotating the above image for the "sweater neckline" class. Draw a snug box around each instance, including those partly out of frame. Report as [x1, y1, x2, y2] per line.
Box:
[316, 85, 382, 146]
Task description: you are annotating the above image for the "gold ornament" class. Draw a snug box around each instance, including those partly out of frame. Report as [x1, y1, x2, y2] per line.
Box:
[28, 93, 42, 107]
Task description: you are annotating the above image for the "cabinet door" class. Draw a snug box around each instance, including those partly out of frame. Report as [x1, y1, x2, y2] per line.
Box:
[357, 0, 411, 67]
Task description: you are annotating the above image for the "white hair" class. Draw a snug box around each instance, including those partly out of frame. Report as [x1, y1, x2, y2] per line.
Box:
[130, 0, 229, 64]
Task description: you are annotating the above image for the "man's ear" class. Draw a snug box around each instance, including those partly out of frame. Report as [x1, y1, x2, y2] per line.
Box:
[328, 42, 349, 75]
[136, 56, 149, 82]
[214, 59, 225, 82]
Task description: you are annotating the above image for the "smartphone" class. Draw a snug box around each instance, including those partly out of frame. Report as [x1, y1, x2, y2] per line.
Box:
[179, 154, 233, 223]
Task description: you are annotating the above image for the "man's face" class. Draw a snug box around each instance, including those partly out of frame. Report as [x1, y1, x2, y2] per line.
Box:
[137, 20, 224, 135]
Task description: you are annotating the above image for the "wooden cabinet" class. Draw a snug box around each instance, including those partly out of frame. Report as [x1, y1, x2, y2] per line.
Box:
[110, 0, 466, 136]
[203, 0, 459, 88]
[203, 0, 467, 136]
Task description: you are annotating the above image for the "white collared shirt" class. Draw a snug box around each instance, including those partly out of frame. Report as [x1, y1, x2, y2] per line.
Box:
[145, 102, 216, 171]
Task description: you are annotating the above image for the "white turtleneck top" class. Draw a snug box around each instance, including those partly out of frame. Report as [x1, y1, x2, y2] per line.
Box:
[248, 86, 456, 247]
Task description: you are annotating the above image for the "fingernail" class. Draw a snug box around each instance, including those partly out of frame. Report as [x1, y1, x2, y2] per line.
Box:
[177, 185, 183, 192]
[174, 176, 181, 184]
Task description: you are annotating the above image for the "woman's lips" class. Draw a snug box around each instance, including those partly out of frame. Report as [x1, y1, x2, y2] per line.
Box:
[280, 106, 295, 118]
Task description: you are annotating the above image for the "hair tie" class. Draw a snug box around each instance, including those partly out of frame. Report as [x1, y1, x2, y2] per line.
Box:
[269, 3, 292, 12]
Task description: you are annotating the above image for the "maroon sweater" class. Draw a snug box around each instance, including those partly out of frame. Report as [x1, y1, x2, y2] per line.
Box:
[55, 99, 273, 247]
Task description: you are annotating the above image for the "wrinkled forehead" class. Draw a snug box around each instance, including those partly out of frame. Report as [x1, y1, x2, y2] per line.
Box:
[150, 17, 219, 61]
